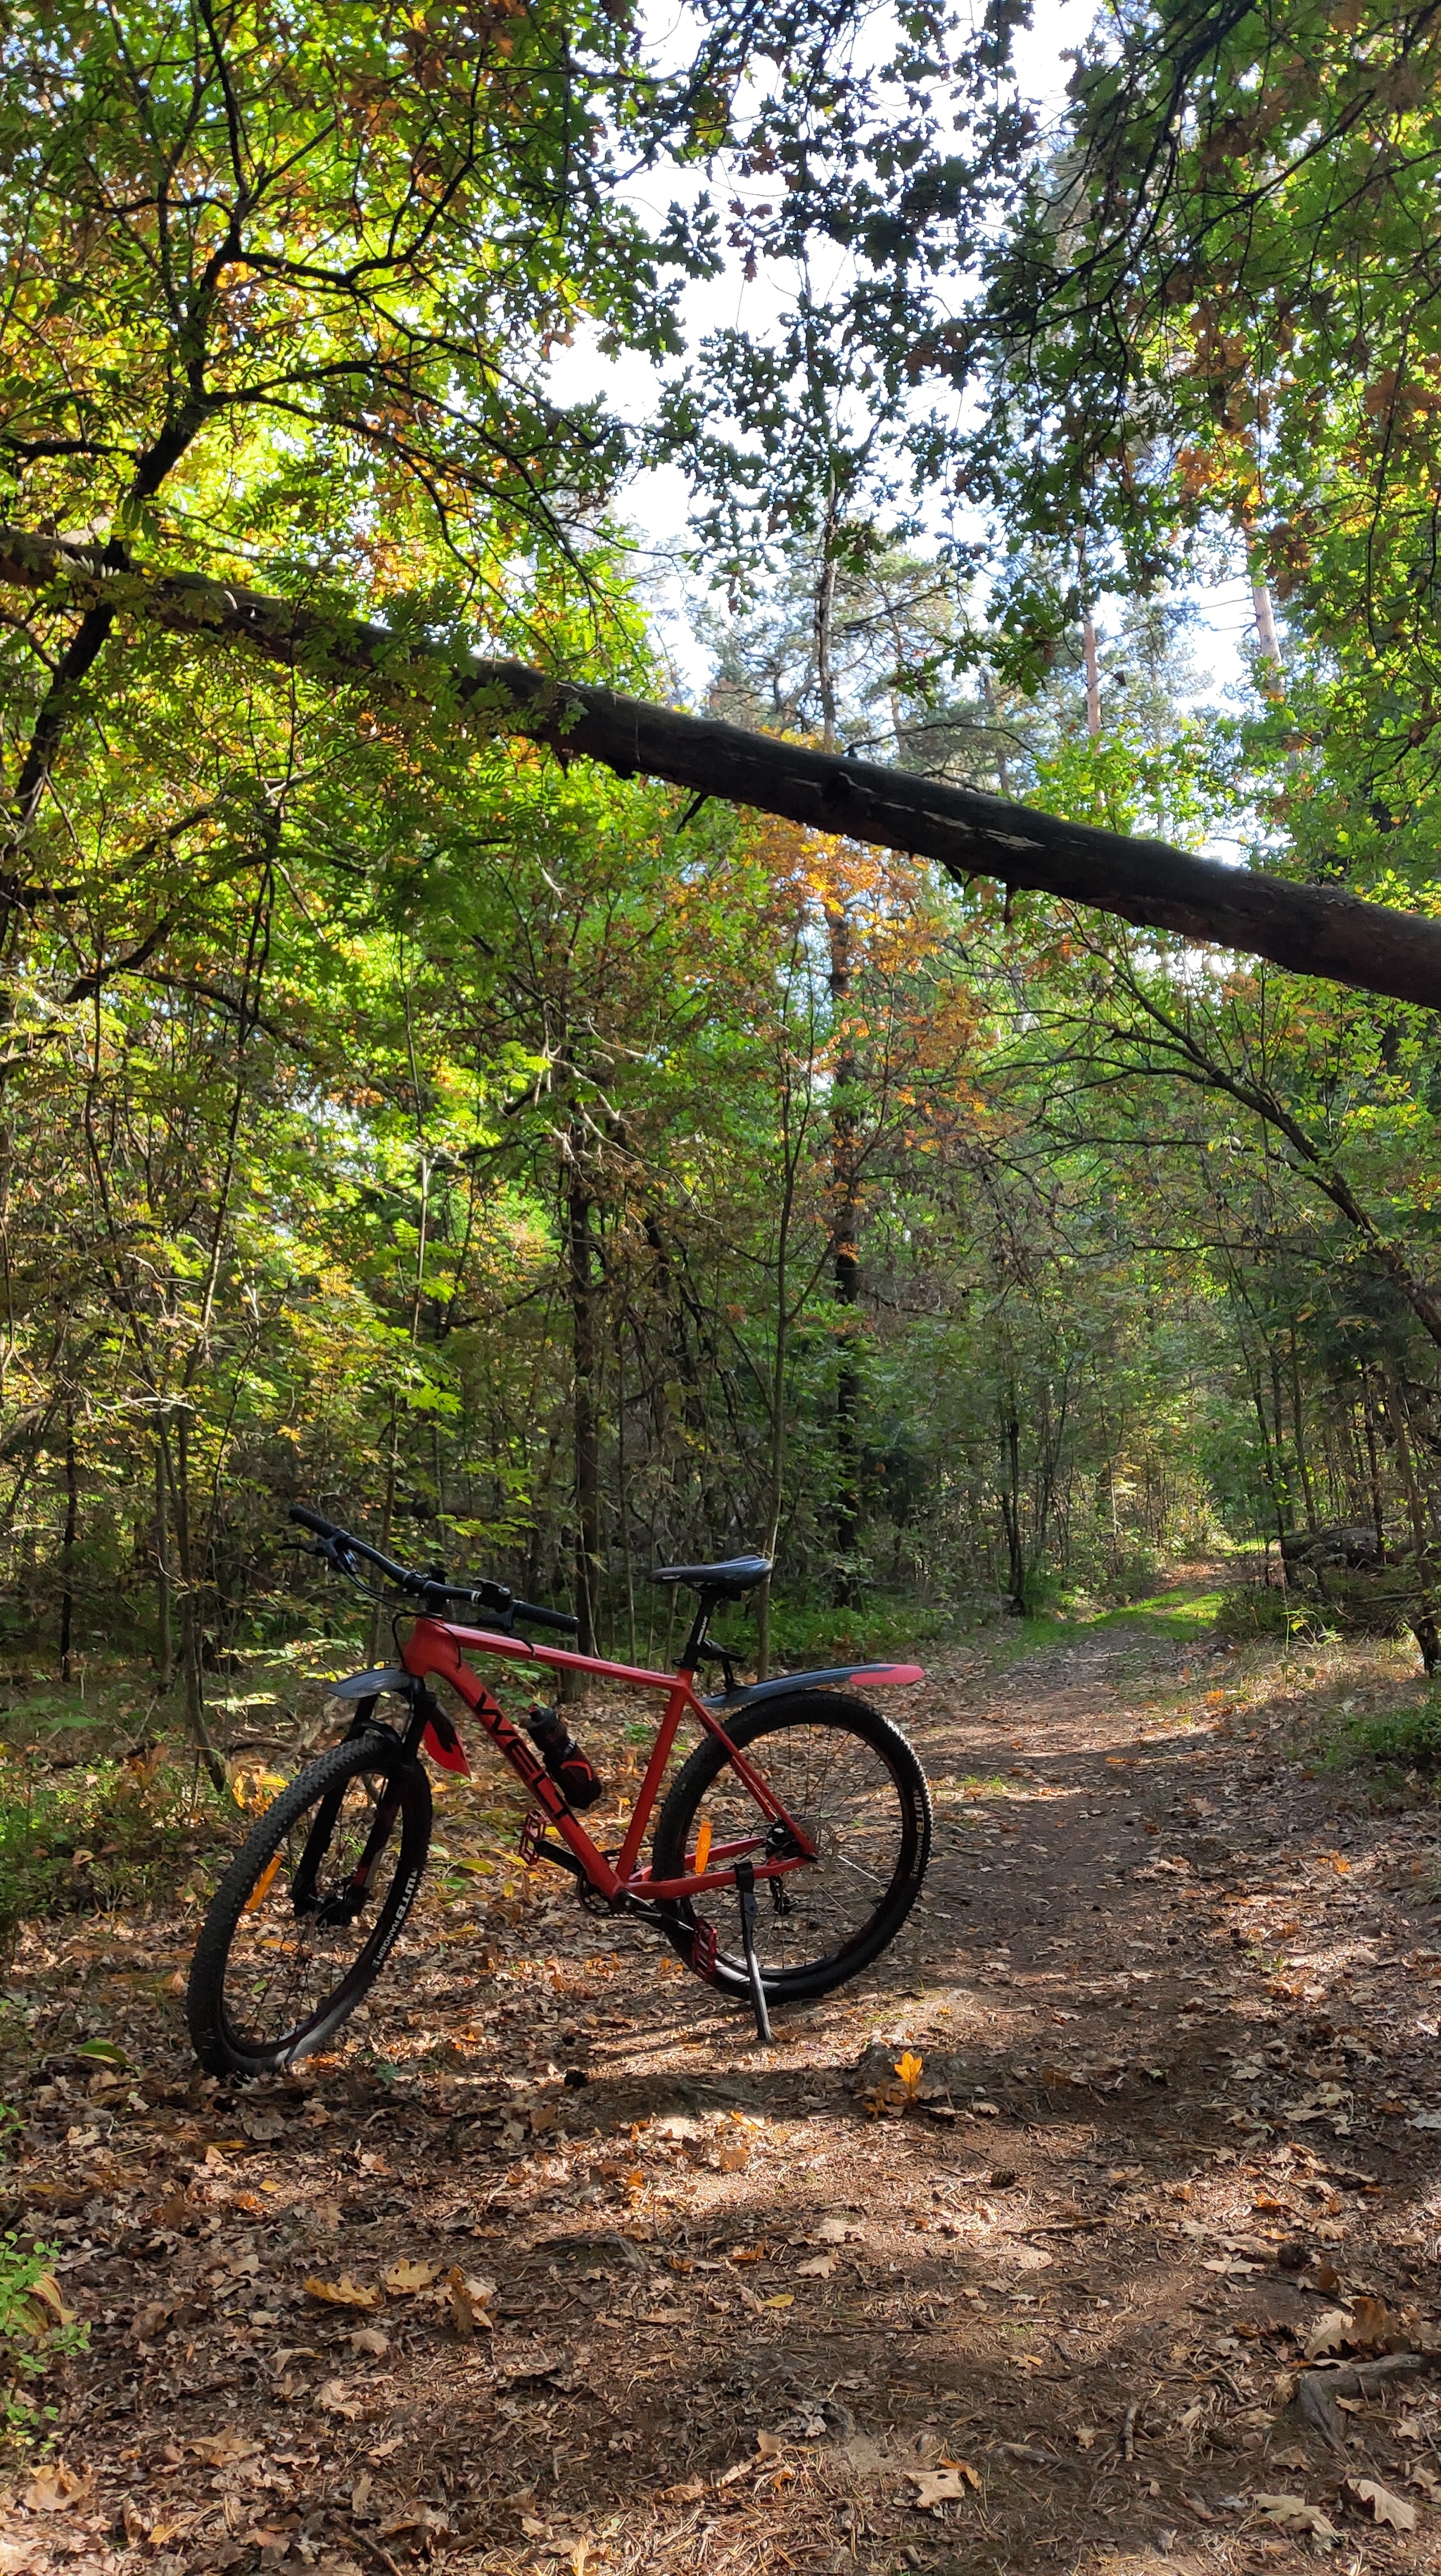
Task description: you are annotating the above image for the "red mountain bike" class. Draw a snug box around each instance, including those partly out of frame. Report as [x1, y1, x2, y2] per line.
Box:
[186, 1507, 932, 2076]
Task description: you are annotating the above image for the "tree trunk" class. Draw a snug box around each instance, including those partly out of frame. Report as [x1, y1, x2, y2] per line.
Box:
[7, 527, 1441, 1008]
[170, 1410, 227, 1792]
[1362, 1368, 1387, 1563]
[367, 1389, 400, 1667]
[154, 1429, 174, 1688]
[567, 1154, 601, 1666]
[58, 1402, 77, 1682]
[827, 903, 861, 1599]
[1082, 608, 1103, 741]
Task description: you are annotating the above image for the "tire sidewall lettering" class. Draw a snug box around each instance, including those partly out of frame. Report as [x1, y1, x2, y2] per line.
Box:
[370, 1860, 424, 1970]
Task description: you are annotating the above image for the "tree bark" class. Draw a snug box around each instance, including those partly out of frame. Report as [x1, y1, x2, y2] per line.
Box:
[566, 1152, 601, 1666]
[827, 902, 861, 1596]
[58, 1403, 77, 1683]
[154, 1430, 174, 1688]
[6, 526, 1441, 1007]
[1082, 607, 1103, 741]
[170, 1409, 227, 1793]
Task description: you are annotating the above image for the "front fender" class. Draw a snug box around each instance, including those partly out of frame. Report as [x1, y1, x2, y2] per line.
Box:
[702, 1660, 923, 1712]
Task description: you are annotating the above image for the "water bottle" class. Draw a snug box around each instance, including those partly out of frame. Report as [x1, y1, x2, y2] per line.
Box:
[525, 1703, 604, 1809]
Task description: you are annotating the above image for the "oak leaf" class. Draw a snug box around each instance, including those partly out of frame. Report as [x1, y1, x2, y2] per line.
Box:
[1345, 2478, 1417, 2531]
[382, 2259, 439, 2295]
[305, 2272, 381, 2311]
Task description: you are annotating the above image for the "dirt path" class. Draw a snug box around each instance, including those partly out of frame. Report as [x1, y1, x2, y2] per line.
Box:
[6, 1605, 1441, 2576]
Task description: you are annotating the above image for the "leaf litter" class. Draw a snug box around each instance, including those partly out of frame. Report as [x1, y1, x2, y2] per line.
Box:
[6, 1609, 1441, 2570]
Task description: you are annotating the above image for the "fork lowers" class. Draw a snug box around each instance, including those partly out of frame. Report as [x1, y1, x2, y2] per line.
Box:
[526, 1703, 606, 1810]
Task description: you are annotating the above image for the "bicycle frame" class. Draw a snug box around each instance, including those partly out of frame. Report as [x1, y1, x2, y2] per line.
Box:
[401, 1616, 819, 1911]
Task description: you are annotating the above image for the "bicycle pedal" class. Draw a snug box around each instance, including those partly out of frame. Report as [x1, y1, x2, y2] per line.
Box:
[519, 1812, 548, 1866]
[691, 1919, 719, 1983]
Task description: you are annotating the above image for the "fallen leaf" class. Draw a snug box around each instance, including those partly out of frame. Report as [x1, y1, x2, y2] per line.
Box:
[319, 2377, 363, 2419]
[26, 2268, 77, 2329]
[1255, 2494, 1340, 2544]
[1075, 2426, 1100, 2450]
[756, 2430, 787, 2457]
[447, 2266, 476, 2337]
[382, 2259, 439, 2296]
[816, 2216, 859, 2243]
[910, 2467, 977, 2509]
[188, 2432, 261, 2468]
[350, 2473, 374, 2518]
[1345, 2478, 1417, 2531]
[653, 2114, 702, 2142]
[350, 2327, 391, 2358]
[796, 2255, 835, 2278]
[1303, 2307, 1352, 2361]
[306, 2273, 381, 2311]
[717, 2143, 749, 2172]
[1349, 2294, 1391, 2347]
[23, 2461, 94, 2513]
[241, 2107, 287, 2144]
[896, 2052, 924, 2095]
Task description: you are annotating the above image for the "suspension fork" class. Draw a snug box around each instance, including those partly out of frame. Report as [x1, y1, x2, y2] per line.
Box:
[292, 1710, 409, 1922]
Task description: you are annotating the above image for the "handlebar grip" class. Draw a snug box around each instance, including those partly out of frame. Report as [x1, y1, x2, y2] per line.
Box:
[515, 1598, 580, 1634]
[289, 1504, 341, 1539]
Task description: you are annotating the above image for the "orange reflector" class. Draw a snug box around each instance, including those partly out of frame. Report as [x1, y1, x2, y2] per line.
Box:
[244, 1852, 284, 1914]
[694, 1820, 712, 1878]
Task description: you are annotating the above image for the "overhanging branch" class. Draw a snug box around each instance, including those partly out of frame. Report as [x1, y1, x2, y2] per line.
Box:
[5, 522, 1441, 1009]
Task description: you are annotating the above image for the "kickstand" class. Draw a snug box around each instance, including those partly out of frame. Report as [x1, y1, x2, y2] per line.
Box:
[734, 1860, 773, 2045]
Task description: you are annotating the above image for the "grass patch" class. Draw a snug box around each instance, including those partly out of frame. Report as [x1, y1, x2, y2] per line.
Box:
[1328, 1696, 1441, 1776]
[985, 1584, 1229, 1669]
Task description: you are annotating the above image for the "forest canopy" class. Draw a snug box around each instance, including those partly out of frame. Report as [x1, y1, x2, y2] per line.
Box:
[4, 0, 1441, 1732]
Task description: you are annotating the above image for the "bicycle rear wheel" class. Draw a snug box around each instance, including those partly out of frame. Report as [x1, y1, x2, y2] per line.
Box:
[186, 1735, 431, 2078]
[652, 1690, 930, 2002]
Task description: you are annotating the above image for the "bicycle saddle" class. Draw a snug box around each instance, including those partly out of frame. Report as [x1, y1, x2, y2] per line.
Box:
[650, 1553, 772, 1596]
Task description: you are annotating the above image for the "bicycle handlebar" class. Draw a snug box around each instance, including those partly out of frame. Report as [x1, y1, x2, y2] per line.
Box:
[287, 1505, 580, 1634]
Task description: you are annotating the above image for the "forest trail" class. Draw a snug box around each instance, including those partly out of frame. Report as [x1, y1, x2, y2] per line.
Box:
[6, 1601, 1441, 2576]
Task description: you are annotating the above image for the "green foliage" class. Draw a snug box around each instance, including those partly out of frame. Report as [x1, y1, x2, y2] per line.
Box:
[5, 0, 1441, 1733]
[0, 2230, 89, 2455]
[1215, 1586, 1328, 1646]
[0, 1754, 233, 1955]
[1337, 1697, 1441, 1774]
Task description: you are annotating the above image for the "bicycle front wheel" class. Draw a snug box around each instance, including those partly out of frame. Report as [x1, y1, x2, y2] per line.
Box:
[186, 1735, 432, 2078]
[652, 1690, 931, 2002]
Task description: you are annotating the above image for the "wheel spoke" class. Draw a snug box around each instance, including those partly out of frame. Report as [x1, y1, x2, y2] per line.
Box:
[675, 1714, 918, 1982]
[217, 1765, 407, 2060]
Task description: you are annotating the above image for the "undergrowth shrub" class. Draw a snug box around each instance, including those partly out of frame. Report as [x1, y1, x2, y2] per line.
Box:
[0, 2227, 89, 2453]
[1214, 1582, 1331, 1644]
[1338, 1698, 1441, 1774]
[0, 1752, 235, 1958]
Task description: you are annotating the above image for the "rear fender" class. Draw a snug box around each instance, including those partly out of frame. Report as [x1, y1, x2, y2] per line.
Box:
[702, 1660, 923, 1714]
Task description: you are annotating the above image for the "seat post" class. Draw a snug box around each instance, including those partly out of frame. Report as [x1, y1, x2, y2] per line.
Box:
[680, 1589, 718, 1671]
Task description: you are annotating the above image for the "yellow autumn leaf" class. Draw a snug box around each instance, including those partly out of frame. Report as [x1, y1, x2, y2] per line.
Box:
[27, 2270, 77, 2329]
[382, 2259, 440, 2296]
[895, 2052, 924, 2095]
[304, 2273, 381, 2311]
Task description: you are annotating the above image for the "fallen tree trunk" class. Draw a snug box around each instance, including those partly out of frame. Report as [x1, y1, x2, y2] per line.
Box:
[5, 523, 1441, 1008]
